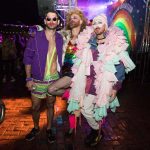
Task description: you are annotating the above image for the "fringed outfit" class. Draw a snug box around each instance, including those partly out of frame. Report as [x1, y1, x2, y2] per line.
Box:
[67, 26, 135, 129]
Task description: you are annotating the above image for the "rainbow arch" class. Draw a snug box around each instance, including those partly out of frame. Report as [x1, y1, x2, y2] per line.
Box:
[112, 9, 136, 51]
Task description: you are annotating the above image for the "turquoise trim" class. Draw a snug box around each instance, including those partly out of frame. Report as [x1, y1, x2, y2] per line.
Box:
[93, 97, 120, 121]
[74, 59, 82, 66]
[109, 97, 120, 112]
[103, 56, 120, 73]
[119, 51, 136, 73]
[111, 55, 120, 64]
[104, 62, 117, 73]
[67, 99, 80, 113]
[98, 51, 135, 74]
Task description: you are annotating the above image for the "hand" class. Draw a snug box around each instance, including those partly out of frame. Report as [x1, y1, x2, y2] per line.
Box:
[109, 89, 117, 103]
[26, 80, 35, 91]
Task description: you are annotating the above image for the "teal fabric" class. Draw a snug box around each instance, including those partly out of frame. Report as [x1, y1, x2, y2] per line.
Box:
[100, 55, 121, 73]
[98, 50, 135, 75]
[93, 97, 120, 121]
[74, 59, 82, 66]
[119, 51, 136, 73]
[67, 100, 80, 113]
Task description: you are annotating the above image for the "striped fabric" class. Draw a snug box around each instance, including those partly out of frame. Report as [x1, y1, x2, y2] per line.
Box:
[31, 73, 59, 99]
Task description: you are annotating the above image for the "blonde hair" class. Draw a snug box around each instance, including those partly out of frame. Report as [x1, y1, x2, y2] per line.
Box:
[65, 8, 87, 32]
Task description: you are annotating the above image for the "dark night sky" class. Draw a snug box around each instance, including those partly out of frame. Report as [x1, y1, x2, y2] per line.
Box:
[0, 0, 39, 25]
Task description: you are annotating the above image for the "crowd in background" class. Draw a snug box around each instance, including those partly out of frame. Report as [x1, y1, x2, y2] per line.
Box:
[0, 33, 28, 83]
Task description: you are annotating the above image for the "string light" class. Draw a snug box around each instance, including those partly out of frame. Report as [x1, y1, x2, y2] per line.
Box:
[0, 24, 37, 35]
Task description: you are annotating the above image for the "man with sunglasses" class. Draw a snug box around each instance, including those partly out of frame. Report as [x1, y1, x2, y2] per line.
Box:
[47, 8, 87, 136]
[47, 8, 87, 97]
[23, 10, 63, 143]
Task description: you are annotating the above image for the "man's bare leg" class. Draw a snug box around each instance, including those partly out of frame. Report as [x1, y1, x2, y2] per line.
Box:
[31, 95, 42, 129]
[46, 95, 56, 130]
[48, 76, 71, 96]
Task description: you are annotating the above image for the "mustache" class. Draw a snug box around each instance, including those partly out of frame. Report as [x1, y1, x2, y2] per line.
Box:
[70, 20, 76, 24]
[45, 24, 57, 30]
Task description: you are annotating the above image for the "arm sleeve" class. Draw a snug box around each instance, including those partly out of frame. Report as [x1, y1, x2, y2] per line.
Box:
[23, 37, 35, 65]
[113, 62, 125, 91]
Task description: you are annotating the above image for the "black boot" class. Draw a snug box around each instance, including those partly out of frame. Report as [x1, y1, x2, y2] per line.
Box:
[25, 127, 40, 141]
[46, 129, 56, 144]
[65, 128, 74, 137]
[84, 128, 102, 146]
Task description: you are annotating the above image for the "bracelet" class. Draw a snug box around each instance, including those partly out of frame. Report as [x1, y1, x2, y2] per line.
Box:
[26, 77, 33, 82]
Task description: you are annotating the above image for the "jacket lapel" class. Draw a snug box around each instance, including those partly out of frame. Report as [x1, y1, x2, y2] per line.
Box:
[55, 32, 63, 68]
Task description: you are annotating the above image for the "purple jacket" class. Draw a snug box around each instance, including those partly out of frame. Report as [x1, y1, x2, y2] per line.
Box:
[23, 30, 63, 80]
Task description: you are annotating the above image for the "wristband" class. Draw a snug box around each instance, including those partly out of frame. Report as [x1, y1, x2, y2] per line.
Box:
[26, 77, 33, 82]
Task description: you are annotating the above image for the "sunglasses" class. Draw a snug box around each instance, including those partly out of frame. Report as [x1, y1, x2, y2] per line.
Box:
[46, 17, 58, 22]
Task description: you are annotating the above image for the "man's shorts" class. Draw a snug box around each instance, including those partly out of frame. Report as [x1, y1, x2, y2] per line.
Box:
[31, 73, 59, 99]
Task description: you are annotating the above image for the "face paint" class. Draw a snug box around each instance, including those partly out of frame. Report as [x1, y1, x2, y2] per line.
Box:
[94, 24, 106, 35]
[45, 12, 59, 30]
[46, 17, 58, 22]
[47, 22, 57, 26]
[92, 14, 108, 30]
[92, 19, 104, 29]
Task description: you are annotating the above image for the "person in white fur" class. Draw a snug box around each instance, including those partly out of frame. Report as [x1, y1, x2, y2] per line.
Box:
[67, 14, 135, 146]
